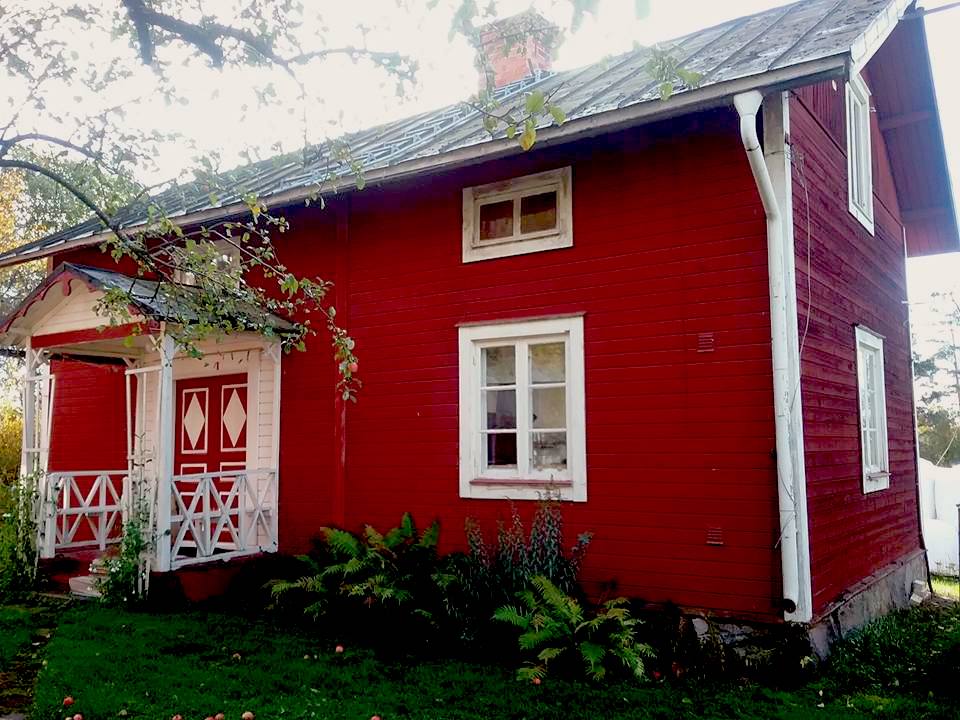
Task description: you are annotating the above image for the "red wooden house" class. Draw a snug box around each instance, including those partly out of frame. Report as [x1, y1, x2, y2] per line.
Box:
[1, 0, 956, 642]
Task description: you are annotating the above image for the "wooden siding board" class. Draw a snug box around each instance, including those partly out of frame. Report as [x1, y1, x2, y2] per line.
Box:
[791, 81, 922, 617]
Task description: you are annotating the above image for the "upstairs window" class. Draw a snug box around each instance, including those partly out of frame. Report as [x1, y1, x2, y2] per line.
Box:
[855, 326, 889, 493]
[173, 240, 242, 286]
[846, 74, 874, 233]
[458, 316, 586, 501]
[462, 167, 572, 262]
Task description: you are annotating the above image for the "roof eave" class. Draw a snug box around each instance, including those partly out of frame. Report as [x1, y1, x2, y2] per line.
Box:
[0, 52, 851, 270]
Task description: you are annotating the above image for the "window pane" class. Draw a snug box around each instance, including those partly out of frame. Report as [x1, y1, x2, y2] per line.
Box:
[532, 387, 565, 429]
[484, 346, 516, 386]
[530, 342, 565, 383]
[532, 432, 567, 470]
[520, 191, 558, 234]
[479, 200, 514, 241]
[486, 433, 517, 468]
[485, 389, 516, 430]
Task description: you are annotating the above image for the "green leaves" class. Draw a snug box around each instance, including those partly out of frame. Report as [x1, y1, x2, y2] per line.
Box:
[524, 90, 546, 115]
[274, 513, 442, 617]
[494, 575, 654, 683]
[519, 121, 537, 152]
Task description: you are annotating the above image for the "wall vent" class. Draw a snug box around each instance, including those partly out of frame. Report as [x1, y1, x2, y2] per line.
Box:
[697, 333, 716, 353]
[706, 527, 724, 546]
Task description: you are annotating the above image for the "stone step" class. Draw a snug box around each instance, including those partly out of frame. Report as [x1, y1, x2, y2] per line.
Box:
[67, 574, 101, 599]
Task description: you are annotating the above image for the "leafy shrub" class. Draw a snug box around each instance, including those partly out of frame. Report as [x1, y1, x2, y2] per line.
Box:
[435, 498, 591, 648]
[0, 476, 38, 600]
[97, 503, 150, 606]
[494, 575, 653, 682]
[270, 513, 440, 640]
[0, 406, 21, 485]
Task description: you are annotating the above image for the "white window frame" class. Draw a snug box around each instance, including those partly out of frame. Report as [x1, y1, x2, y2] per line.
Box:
[173, 239, 242, 286]
[855, 325, 889, 493]
[462, 167, 573, 263]
[458, 315, 586, 501]
[846, 74, 875, 234]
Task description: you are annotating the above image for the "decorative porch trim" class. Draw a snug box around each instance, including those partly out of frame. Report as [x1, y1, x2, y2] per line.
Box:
[31, 321, 160, 349]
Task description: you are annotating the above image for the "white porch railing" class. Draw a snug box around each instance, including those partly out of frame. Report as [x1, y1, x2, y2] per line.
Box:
[167, 468, 278, 570]
[40, 471, 129, 556]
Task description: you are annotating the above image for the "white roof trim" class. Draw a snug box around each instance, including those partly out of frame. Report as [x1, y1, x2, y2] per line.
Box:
[850, 0, 912, 74]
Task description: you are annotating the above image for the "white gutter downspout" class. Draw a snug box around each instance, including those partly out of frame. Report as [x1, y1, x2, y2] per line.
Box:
[734, 90, 812, 622]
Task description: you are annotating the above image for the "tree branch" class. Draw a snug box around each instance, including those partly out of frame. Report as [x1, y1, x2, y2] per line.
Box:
[0, 158, 124, 238]
[120, 0, 407, 74]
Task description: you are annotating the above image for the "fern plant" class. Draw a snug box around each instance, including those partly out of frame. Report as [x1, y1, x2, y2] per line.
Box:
[435, 496, 591, 648]
[494, 575, 653, 682]
[271, 512, 440, 617]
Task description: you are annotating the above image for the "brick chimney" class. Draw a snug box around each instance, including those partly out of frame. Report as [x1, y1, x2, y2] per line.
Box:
[477, 10, 559, 90]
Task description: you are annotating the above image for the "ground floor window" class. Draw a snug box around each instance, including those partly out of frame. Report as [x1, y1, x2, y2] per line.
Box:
[458, 315, 586, 501]
[855, 325, 889, 493]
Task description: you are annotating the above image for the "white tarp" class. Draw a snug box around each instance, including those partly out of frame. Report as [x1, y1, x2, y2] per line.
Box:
[919, 458, 960, 576]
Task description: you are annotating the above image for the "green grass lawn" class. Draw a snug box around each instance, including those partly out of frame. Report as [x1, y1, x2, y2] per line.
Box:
[0, 605, 35, 670]
[933, 574, 960, 600]
[22, 602, 959, 720]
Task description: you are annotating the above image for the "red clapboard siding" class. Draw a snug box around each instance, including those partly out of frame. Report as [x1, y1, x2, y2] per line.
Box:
[791, 79, 921, 618]
[48, 359, 128, 473]
[273, 112, 783, 620]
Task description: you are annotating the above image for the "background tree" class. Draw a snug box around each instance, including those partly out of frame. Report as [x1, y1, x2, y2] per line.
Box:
[914, 292, 960, 466]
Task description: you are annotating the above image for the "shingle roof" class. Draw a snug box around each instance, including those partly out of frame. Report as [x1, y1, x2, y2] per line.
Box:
[0, 0, 906, 265]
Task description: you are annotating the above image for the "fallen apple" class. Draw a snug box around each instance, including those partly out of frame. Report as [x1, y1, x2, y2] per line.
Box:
[241, 712, 255, 720]
[63, 697, 75, 707]
[335, 645, 345, 654]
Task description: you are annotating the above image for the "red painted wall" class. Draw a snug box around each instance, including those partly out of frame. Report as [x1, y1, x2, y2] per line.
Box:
[267, 113, 783, 619]
[791, 77, 922, 618]
[48, 359, 128, 473]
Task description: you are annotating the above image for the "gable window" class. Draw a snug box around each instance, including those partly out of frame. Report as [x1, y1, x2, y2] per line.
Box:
[462, 167, 572, 263]
[855, 325, 889, 493]
[173, 240, 242, 286]
[846, 74, 874, 233]
[458, 315, 586, 501]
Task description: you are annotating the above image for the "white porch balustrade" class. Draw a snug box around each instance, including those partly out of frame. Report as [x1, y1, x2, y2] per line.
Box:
[167, 468, 278, 569]
[39, 471, 129, 556]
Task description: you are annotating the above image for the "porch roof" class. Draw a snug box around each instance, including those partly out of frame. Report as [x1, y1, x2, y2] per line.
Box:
[0, 262, 295, 346]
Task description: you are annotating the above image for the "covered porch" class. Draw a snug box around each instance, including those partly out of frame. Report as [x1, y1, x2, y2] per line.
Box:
[1, 263, 283, 574]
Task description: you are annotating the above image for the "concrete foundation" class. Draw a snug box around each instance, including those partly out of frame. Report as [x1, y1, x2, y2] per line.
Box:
[807, 549, 929, 658]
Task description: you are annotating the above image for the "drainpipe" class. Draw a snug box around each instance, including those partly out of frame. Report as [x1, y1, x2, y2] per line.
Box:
[734, 90, 802, 618]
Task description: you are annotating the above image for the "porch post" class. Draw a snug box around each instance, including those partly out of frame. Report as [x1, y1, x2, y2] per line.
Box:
[19, 337, 35, 478]
[155, 333, 176, 572]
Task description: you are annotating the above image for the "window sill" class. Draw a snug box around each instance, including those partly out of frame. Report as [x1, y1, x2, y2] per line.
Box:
[463, 230, 571, 263]
[848, 201, 875, 235]
[462, 477, 585, 502]
[863, 471, 891, 494]
[470, 478, 574, 488]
